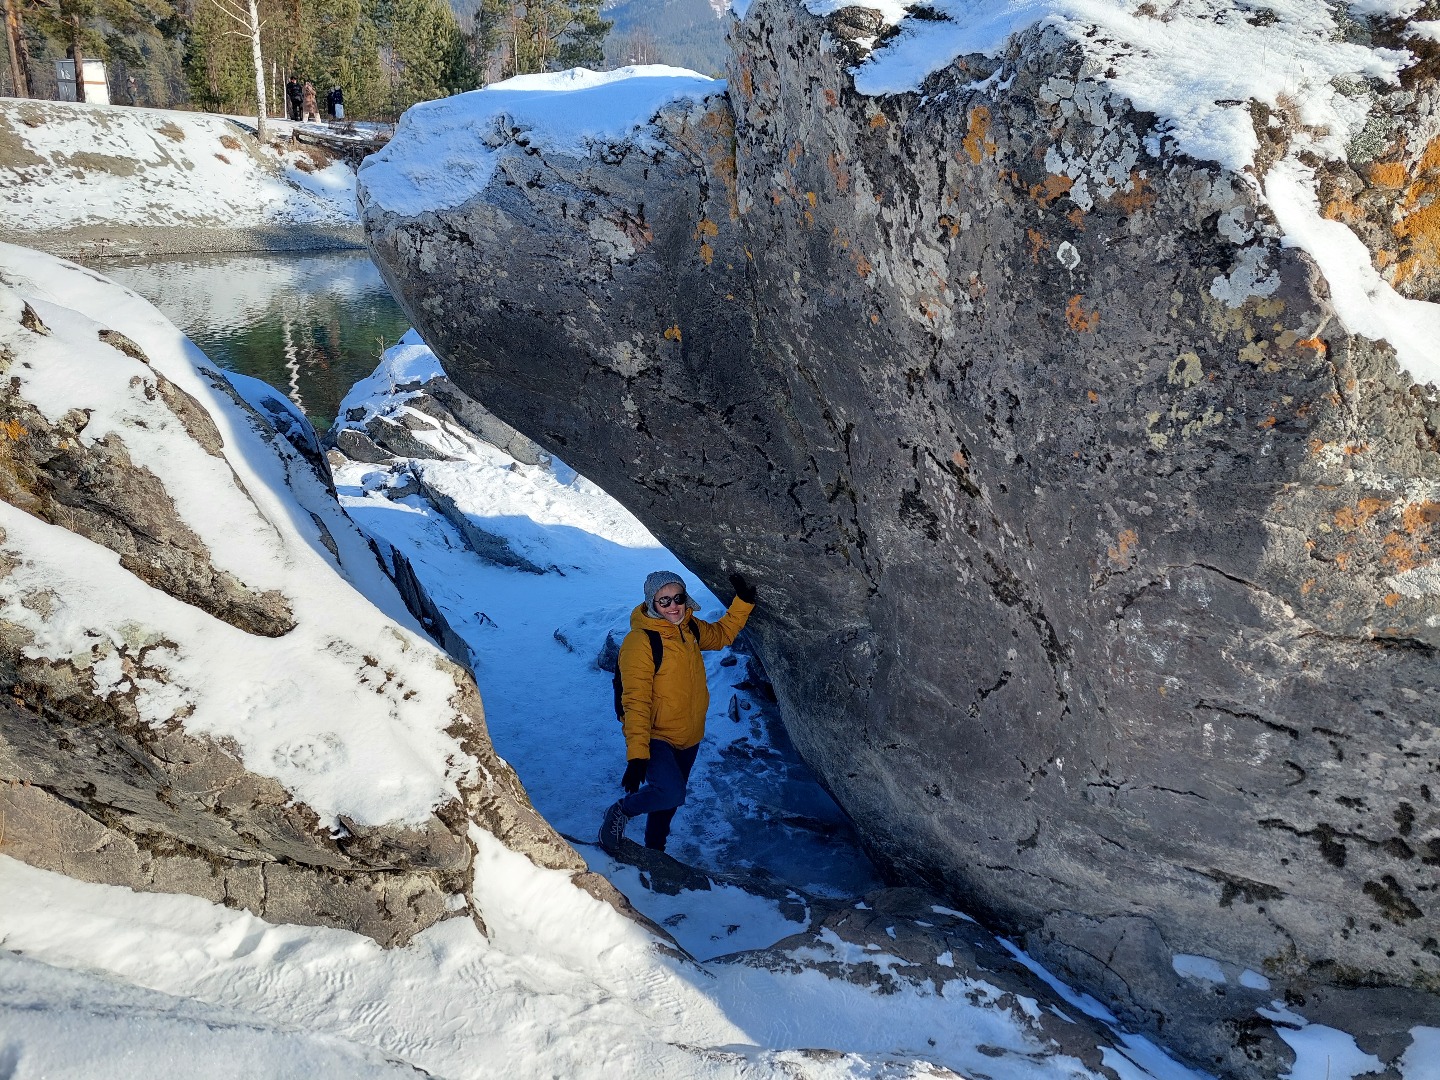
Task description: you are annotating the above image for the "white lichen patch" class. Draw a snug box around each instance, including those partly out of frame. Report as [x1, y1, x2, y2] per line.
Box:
[1210, 244, 1281, 308]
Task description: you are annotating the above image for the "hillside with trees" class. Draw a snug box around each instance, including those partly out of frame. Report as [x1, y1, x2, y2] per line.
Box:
[1, 0, 615, 119]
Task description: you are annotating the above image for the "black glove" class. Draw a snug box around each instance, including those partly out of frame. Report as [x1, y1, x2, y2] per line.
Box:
[622, 758, 648, 794]
[729, 573, 757, 604]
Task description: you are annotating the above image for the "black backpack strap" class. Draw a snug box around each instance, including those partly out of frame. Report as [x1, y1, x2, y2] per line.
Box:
[615, 629, 665, 721]
[688, 617, 700, 645]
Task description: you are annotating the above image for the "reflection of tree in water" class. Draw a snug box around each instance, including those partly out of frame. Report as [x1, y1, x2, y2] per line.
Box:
[194, 288, 411, 432]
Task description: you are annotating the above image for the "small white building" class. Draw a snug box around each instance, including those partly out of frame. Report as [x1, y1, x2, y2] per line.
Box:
[54, 59, 110, 105]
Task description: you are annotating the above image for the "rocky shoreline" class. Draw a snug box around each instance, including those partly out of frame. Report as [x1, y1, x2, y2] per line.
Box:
[1, 223, 365, 260]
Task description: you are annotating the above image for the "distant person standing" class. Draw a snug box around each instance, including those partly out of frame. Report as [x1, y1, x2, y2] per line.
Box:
[329, 86, 344, 121]
[286, 76, 303, 122]
[301, 81, 319, 123]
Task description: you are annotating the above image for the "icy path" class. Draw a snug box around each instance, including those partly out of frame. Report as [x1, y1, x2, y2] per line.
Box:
[334, 439, 882, 959]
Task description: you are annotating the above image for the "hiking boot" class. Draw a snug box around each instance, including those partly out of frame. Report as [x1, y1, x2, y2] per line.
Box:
[598, 801, 629, 855]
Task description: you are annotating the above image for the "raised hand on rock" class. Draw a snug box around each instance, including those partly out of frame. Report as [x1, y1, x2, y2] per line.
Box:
[729, 573, 757, 605]
[622, 758, 648, 794]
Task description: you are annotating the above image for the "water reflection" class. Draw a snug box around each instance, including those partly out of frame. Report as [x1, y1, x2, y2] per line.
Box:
[95, 250, 411, 431]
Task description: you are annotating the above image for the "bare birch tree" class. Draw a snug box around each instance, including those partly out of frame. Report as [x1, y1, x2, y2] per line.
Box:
[200, 0, 268, 140]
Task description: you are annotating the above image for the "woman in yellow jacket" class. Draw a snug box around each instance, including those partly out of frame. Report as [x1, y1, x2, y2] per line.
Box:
[599, 570, 756, 854]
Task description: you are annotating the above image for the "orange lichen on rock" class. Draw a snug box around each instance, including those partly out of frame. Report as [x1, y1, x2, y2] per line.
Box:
[1030, 173, 1074, 208]
[1384, 592, 1402, 607]
[1027, 228, 1049, 263]
[1, 419, 25, 441]
[1382, 531, 1429, 573]
[869, 113, 888, 130]
[664, 324, 682, 342]
[1394, 199, 1440, 288]
[1369, 161, 1407, 189]
[1333, 497, 1392, 532]
[1065, 294, 1099, 332]
[1374, 135, 1440, 290]
[694, 218, 719, 265]
[1107, 528, 1139, 567]
[1112, 170, 1156, 215]
[1401, 500, 1440, 534]
[962, 107, 996, 164]
[1297, 336, 1327, 356]
[852, 251, 873, 278]
[696, 107, 740, 217]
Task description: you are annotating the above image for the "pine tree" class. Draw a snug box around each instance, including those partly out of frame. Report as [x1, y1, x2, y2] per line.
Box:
[24, 0, 179, 100]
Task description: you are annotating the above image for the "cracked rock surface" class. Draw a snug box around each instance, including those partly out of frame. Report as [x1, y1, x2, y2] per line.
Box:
[361, 1, 1440, 1070]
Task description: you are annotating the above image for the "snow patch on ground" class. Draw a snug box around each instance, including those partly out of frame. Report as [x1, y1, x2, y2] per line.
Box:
[0, 844, 1201, 1080]
[1171, 954, 1227, 984]
[358, 65, 722, 216]
[0, 100, 354, 231]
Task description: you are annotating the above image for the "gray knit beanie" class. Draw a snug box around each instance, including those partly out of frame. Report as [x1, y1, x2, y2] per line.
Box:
[643, 570, 686, 618]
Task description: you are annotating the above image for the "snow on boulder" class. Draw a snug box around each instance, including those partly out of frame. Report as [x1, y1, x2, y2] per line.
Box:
[0, 100, 357, 256]
[358, 65, 723, 218]
[0, 243, 583, 946]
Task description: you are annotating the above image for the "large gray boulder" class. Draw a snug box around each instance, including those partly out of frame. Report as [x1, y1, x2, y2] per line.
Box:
[0, 244, 586, 946]
[359, 6, 1440, 1071]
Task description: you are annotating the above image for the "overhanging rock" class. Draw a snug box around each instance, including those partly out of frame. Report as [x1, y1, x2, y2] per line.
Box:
[360, 8, 1440, 1072]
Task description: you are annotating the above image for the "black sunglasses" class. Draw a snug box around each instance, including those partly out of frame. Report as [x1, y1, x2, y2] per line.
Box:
[654, 592, 688, 609]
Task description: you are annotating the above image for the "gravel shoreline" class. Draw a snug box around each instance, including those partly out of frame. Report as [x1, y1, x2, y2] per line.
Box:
[3, 223, 366, 260]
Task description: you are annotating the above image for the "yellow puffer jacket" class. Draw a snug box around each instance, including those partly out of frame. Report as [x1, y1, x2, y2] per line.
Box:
[617, 596, 754, 760]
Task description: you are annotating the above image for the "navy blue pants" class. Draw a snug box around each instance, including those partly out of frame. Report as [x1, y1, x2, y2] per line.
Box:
[618, 739, 699, 850]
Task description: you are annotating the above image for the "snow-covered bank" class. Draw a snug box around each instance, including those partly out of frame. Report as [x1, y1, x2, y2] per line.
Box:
[0, 100, 360, 257]
[0, 243, 587, 946]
